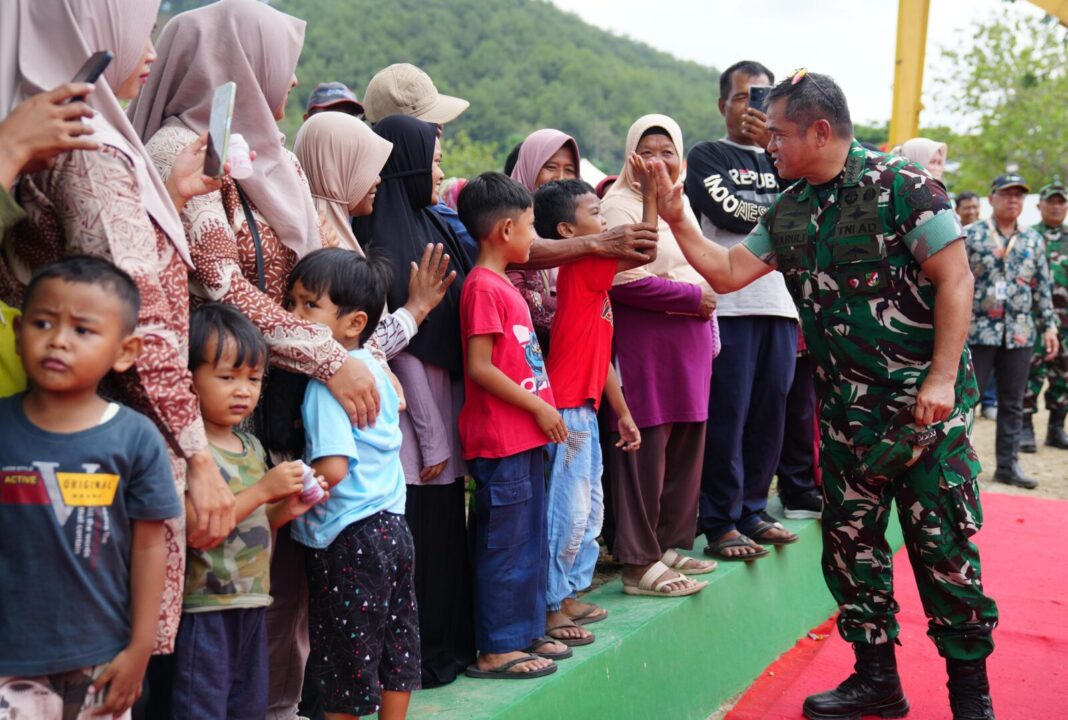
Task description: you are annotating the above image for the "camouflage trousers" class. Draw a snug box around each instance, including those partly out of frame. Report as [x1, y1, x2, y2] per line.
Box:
[820, 435, 998, 661]
[1023, 320, 1068, 415]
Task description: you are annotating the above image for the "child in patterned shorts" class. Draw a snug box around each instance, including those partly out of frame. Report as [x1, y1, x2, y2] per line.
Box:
[171, 303, 328, 719]
[286, 248, 421, 720]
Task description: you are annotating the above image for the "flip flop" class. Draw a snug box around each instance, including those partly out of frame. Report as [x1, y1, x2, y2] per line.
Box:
[662, 548, 717, 575]
[747, 519, 799, 545]
[465, 654, 557, 680]
[546, 622, 595, 647]
[621, 560, 709, 597]
[567, 603, 608, 625]
[704, 535, 770, 561]
[524, 636, 572, 660]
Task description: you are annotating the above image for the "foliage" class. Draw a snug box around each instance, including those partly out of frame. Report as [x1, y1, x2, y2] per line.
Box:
[936, 10, 1068, 192]
[441, 131, 502, 179]
[155, 0, 724, 172]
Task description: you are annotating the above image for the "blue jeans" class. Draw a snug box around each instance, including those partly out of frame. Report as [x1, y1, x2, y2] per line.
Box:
[470, 447, 547, 653]
[545, 403, 604, 611]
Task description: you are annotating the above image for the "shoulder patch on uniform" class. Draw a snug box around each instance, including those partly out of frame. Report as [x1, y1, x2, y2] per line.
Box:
[906, 184, 933, 210]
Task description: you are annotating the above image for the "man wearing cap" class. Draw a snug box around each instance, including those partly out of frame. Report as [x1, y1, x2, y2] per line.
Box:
[1021, 177, 1068, 450]
[362, 63, 658, 267]
[303, 81, 364, 120]
[653, 70, 999, 720]
[965, 174, 1059, 489]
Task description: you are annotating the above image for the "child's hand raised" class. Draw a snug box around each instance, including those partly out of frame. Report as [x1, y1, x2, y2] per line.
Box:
[627, 152, 658, 228]
[260, 461, 305, 502]
[615, 415, 642, 452]
[535, 401, 568, 444]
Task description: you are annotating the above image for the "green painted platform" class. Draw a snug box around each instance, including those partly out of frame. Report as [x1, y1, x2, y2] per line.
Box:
[402, 499, 904, 720]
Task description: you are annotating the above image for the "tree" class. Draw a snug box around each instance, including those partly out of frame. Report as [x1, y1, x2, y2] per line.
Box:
[937, 9, 1068, 192]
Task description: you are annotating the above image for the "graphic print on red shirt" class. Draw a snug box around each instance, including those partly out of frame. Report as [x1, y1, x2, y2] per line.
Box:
[459, 267, 556, 460]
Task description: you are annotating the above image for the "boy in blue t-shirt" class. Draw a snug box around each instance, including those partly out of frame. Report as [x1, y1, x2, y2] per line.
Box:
[286, 248, 420, 720]
[0, 256, 181, 719]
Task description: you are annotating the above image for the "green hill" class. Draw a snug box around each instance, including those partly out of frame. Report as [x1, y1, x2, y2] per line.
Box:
[161, 0, 724, 174]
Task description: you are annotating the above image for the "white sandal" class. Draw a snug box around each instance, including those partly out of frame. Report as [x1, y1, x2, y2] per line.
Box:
[622, 561, 709, 597]
[662, 548, 717, 575]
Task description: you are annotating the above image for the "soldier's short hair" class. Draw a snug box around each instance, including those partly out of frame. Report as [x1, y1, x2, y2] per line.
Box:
[719, 60, 775, 100]
[766, 70, 853, 138]
[955, 191, 979, 206]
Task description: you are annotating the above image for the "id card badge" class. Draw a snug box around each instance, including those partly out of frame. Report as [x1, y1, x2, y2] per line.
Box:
[995, 280, 1008, 301]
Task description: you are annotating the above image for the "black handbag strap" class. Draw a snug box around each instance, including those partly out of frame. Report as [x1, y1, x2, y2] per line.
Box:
[234, 181, 266, 292]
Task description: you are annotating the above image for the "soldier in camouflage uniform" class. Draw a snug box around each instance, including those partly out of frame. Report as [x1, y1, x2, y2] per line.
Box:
[655, 71, 997, 720]
[964, 174, 1059, 489]
[1021, 179, 1068, 451]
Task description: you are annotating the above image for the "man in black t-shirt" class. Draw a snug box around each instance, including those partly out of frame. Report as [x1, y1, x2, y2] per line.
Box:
[685, 60, 822, 563]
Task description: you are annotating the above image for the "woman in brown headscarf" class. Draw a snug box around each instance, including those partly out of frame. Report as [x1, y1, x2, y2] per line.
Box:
[1, 0, 237, 665]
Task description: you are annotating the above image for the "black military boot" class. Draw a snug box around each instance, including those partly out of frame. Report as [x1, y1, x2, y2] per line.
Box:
[992, 461, 1039, 489]
[947, 658, 995, 719]
[1018, 414, 1037, 453]
[802, 642, 909, 719]
[1045, 409, 1068, 449]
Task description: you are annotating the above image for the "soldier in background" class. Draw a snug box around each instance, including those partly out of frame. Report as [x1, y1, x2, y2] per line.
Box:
[965, 174, 1059, 490]
[1020, 178, 1068, 451]
[652, 70, 998, 720]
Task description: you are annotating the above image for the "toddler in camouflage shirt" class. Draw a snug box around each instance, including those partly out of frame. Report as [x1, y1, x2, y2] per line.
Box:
[171, 303, 327, 718]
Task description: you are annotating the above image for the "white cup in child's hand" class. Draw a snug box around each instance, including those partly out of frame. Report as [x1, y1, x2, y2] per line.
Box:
[228, 133, 253, 180]
[299, 461, 325, 504]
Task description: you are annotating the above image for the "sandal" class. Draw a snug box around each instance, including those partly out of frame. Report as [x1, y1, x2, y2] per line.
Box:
[621, 560, 708, 597]
[546, 622, 595, 647]
[704, 534, 769, 561]
[465, 654, 557, 680]
[747, 518, 799, 545]
[567, 602, 608, 626]
[524, 636, 572, 660]
[662, 548, 717, 575]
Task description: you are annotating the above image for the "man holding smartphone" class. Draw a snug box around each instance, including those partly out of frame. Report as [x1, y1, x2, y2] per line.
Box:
[685, 60, 820, 563]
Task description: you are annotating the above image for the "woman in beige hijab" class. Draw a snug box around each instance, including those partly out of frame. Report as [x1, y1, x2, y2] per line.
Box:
[129, 0, 380, 433]
[601, 114, 719, 596]
[1, 0, 237, 670]
[293, 110, 455, 360]
[892, 137, 948, 181]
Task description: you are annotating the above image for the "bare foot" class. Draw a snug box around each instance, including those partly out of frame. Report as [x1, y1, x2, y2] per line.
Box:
[561, 597, 607, 623]
[477, 650, 554, 674]
[546, 610, 594, 643]
[621, 563, 700, 593]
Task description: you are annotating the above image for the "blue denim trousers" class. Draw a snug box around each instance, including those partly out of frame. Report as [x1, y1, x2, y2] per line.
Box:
[545, 403, 604, 611]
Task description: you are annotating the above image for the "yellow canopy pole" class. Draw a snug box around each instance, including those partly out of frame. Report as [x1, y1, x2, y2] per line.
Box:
[889, 0, 931, 148]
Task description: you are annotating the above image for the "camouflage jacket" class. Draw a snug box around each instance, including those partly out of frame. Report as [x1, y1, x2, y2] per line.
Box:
[744, 141, 976, 451]
[965, 220, 1056, 348]
[1034, 222, 1068, 316]
[184, 430, 273, 611]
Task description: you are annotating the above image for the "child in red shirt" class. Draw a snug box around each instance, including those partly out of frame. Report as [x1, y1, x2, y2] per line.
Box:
[456, 172, 570, 680]
[534, 180, 648, 645]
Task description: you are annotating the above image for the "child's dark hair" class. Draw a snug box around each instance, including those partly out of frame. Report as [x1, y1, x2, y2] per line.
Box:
[189, 303, 268, 370]
[457, 172, 532, 242]
[22, 255, 140, 333]
[533, 179, 597, 239]
[286, 248, 391, 343]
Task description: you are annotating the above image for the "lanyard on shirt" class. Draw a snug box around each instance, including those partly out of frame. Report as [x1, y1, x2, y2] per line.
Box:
[988, 219, 1018, 259]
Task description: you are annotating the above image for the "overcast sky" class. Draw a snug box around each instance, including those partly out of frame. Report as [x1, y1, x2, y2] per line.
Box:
[548, 0, 1047, 128]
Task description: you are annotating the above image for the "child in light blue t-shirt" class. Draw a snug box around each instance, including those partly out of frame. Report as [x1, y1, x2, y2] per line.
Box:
[285, 248, 420, 719]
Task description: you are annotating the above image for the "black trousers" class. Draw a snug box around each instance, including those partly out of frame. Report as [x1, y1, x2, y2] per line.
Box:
[970, 345, 1032, 468]
[777, 353, 819, 499]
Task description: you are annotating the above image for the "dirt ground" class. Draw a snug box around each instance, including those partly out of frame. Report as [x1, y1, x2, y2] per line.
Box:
[972, 405, 1068, 500]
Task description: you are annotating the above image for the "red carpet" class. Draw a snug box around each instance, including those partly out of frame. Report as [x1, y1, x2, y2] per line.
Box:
[726, 493, 1068, 720]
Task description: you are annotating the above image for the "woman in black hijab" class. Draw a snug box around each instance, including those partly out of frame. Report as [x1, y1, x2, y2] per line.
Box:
[357, 114, 475, 687]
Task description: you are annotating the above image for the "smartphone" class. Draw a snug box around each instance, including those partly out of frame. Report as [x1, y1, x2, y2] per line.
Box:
[205, 82, 237, 178]
[68, 51, 113, 102]
[748, 85, 772, 111]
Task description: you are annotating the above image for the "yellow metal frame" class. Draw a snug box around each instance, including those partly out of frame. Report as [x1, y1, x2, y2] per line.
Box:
[888, 0, 1068, 147]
